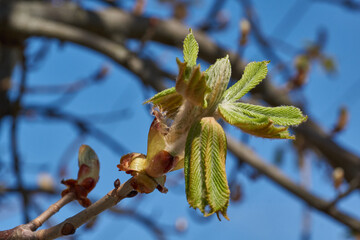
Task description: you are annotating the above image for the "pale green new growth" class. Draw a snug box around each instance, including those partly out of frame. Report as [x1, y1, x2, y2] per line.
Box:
[185, 119, 207, 213]
[175, 58, 210, 108]
[144, 87, 183, 119]
[232, 102, 307, 126]
[183, 29, 199, 67]
[218, 103, 296, 139]
[143, 30, 307, 221]
[185, 117, 229, 220]
[205, 55, 231, 110]
[223, 61, 269, 102]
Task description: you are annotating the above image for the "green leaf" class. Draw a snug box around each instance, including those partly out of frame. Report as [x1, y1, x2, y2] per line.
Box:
[223, 61, 269, 102]
[205, 55, 231, 110]
[183, 29, 199, 67]
[218, 102, 300, 139]
[233, 102, 307, 126]
[144, 87, 183, 119]
[185, 117, 230, 220]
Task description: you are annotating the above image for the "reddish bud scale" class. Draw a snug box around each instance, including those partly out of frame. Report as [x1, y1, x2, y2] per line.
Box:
[130, 174, 158, 194]
[145, 150, 176, 178]
[77, 164, 97, 187]
[61, 179, 92, 207]
[80, 177, 96, 192]
[117, 153, 146, 175]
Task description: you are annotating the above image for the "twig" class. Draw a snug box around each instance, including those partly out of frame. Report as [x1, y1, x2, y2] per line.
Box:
[23, 105, 129, 155]
[238, 0, 291, 78]
[227, 135, 360, 232]
[25, 65, 108, 95]
[327, 175, 360, 209]
[35, 179, 135, 240]
[28, 193, 75, 231]
[314, 0, 360, 10]
[1, 187, 56, 195]
[6, 12, 169, 92]
[198, 0, 228, 31]
[11, 50, 29, 223]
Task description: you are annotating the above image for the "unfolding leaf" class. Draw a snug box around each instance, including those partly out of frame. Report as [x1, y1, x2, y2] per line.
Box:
[144, 87, 183, 119]
[223, 61, 269, 102]
[233, 102, 307, 126]
[185, 117, 230, 220]
[175, 58, 210, 108]
[205, 55, 231, 110]
[183, 29, 199, 67]
[218, 103, 297, 139]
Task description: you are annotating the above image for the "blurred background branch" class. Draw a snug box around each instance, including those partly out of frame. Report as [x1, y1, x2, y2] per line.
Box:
[0, 0, 360, 239]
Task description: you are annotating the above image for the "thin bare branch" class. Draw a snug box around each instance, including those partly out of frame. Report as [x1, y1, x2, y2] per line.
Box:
[35, 179, 135, 240]
[11, 51, 30, 223]
[327, 175, 360, 209]
[28, 193, 75, 231]
[227, 135, 360, 232]
[23, 105, 129, 155]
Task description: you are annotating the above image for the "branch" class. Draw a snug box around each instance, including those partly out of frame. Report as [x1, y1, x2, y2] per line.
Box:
[1, 187, 56, 195]
[0, 179, 135, 240]
[4, 1, 359, 183]
[0, 46, 17, 119]
[24, 105, 129, 155]
[35, 179, 135, 240]
[28, 193, 75, 231]
[226, 136, 360, 232]
[2, 1, 360, 230]
[11, 52, 30, 223]
[3, 7, 169, 92]
[327, 174, 360, 208]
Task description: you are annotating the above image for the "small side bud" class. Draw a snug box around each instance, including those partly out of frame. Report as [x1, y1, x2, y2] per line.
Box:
[114, 179, 121, 189]
[175, 217, 188, 232]
[61, 223, 76, 236]
[173, 2, 187, 21]
[331, 106, 349, 136]
[333, 167, 344, 189]
[94, 64, 111, 81]
[287, 55, 310, 91]
[133, 0, 146, 16]
[230, 183, 243, 203]
[37, 173, 55, 192]
[77, 145, 100, 192]
[61, 145, 100, 208]
[239, 18, 251, 46]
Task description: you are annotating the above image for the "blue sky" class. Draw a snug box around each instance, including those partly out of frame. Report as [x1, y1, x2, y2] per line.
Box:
[1, 0, 360, 239]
